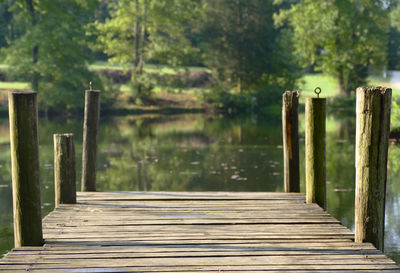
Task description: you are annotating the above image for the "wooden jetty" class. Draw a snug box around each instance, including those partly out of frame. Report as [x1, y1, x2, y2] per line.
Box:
[1, 88, 397, 272]
[1, 191, 399, 272]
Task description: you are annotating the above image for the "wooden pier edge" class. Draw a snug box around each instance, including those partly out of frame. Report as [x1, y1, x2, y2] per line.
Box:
[355, 87, 392, 251]
[305, 97, 326, 210]
[54, 133, 76, 206]
[282, 90, 300, 193]
[8, 91, 43, 247]
[81, 90, 100, 192]
[1, 191, 399, 272]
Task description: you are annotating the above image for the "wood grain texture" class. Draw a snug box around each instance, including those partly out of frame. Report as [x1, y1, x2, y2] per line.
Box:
[282, 91, 300, 192]
[81, 90, 100, 192]
[355, 87, 392, 251]
[8, 91, 43, 247]
[306, 98, 326, 210]
[54, 134, 76, 206]
[1, 191, 399, 272]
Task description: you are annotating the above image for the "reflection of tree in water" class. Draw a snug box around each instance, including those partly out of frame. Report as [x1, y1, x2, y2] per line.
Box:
[385, 145, 400, 262]
[129, 146, 148, 191]
[325, 118, 355, 230]
[96, 114, 284, 192]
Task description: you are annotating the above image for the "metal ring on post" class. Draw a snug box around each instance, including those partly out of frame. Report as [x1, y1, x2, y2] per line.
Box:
[314, 87, 322, 98]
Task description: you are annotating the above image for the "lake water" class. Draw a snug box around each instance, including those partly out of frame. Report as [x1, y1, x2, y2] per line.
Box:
[1, 110, 400, 264]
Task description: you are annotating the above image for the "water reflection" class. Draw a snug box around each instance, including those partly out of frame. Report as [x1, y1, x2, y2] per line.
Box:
[96, 114, 284, 192]
[0, 112, 399, 264]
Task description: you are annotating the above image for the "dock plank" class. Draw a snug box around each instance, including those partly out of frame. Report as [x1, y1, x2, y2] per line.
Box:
[1, 191, 399, 272]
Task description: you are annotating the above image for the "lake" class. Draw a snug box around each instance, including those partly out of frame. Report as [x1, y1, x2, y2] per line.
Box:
[1, 110, 400, 263]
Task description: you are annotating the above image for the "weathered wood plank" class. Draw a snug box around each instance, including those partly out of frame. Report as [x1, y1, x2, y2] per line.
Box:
[1, 191, 399, 272]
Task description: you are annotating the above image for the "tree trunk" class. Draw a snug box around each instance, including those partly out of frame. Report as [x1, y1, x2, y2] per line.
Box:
[32, 45, 39, 92]
[26, 0, 39, 92]
[136, 159, 142, 191]
[4, 1, 14, 40]
[139, 0, 147, 76]
[338, 70, 347, 96]
[134, 0, 140, 70]
[236, 0, 243, 93]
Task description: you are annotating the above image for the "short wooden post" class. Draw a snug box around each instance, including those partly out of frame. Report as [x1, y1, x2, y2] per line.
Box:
[355, 87, 392, 251]
[305, 97, 326, 209]
[81, 90, 100, 192]
[282, 91, 300, 192]
[8, 91, 43, 247]
[54, 134, 76, 207]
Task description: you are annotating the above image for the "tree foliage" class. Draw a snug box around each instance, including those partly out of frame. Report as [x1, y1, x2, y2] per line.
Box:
[388, 2, 400, 70]
[277, 0, 390, 95]
[0, 0, 396, 111]
[200, 0, 301, 94]
[1, 0, 103, 110]
[94, 0, 200, 99]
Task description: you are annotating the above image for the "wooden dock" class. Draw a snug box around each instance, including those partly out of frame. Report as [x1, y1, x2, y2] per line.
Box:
[1, 191, 399, 272]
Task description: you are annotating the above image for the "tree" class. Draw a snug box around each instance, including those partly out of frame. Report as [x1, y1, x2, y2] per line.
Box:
[388, 2, 400, 70]
[1, 0, 102, 110]
[95, 0, 200, 100]
[200, 0, 301, 94]
[0, 0, 14, 50]
[277, 0, 390, 96]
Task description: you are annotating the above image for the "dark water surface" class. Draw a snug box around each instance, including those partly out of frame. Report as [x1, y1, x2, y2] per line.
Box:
[0, 112, 400, 263]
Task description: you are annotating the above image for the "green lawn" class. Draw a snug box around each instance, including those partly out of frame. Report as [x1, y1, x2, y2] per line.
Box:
[120, 84, 204, 95]
[0, 82, 30, 90]
[300, 73, 399, 99]
[90, 61, 209, 75]
[368, 74, 400, 99]
[89, 61, 127, 70]
[299, 74, 338, 99]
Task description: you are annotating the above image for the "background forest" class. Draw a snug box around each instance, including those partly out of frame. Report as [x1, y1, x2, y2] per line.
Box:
[0, 0, 399, 115]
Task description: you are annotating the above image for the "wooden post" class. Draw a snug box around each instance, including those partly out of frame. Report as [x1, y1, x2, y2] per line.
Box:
[81, 90, 100, 192]
[355, 87, 391, 251]
[54, 134, 76, 207]
[8, 91, 43, 247]
[305, 97, 326, 209]
[282, 91, 300, 192]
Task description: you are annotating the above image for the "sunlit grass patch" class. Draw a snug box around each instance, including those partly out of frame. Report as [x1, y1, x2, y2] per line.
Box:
[368, 74, 400, 98]
[0, 82, 30, 90]
[89, 61, 127, 70]
[90, 61, 209, 75]
[299, 74, 339, 99]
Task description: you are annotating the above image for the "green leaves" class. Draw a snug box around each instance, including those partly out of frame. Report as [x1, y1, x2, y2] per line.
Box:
[200, 0, 301, 95]
[2, 0, 102, 110]
[94, 0, 200, 99]
[282, 0, 390, 95]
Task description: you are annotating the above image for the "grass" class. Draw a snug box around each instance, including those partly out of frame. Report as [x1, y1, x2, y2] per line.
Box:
[299, 74, 339, 99]
[300, 73, 400, 100]
[90, 61, 209, 75]
[368, 74, 400, 99]
[0, 82, 30, 90]
[89, 61, 127, 70]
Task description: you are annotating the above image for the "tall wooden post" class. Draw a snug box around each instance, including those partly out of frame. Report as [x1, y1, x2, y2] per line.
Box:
[81, 90, 100, 192]
[54, 134, 76, 207]
[355, 87, 391, 251]
[282, 91, 300, 192]
[8, 91, 43, 247]
[305, 94, 326, 210]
